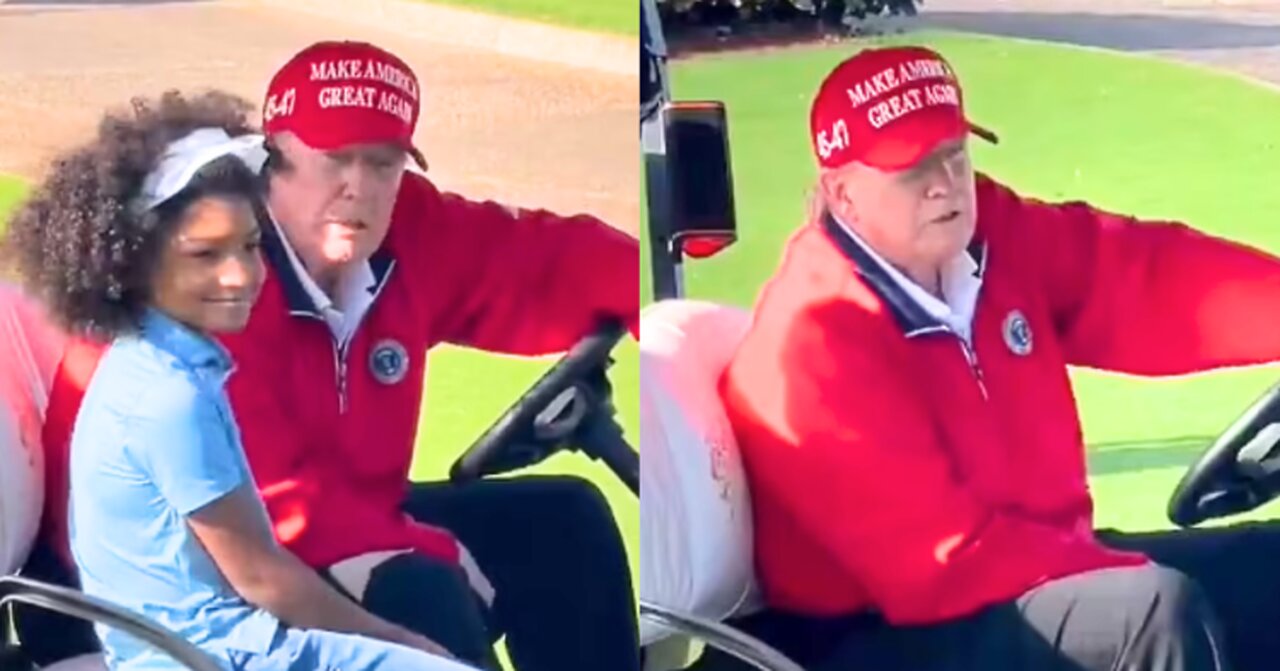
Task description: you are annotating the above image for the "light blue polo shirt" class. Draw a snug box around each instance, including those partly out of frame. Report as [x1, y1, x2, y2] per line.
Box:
[68, 309, 281, 670]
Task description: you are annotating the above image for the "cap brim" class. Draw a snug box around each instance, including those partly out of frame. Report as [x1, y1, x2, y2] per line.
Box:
[288, 125, 428, 172]
[858, 114, 998, 172]
[407, 144, 429, 172]
[969, 121, 998, 145]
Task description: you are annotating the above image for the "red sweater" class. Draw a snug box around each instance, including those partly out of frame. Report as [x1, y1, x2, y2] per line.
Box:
[41, 171, 639, 570]
[721, 174, 1280, 624]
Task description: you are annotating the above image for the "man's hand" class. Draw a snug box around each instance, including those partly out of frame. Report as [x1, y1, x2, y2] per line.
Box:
[458, 543, 496, 609]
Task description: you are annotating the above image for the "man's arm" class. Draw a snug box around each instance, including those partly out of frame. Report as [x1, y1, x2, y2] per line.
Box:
[724, 302, 1132, 624]
[185, 486, 451, 658]
[985, 176, 1280, 373]
[429, 191, 640, 353]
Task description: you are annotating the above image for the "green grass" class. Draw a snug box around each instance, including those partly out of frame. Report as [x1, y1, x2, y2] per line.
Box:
[412, 347, 638, 671]
[0, 174, 24, 232]
[417, 0, 637, 36]
[411, 344, 639, 582]
[664, 31, 1280, 532]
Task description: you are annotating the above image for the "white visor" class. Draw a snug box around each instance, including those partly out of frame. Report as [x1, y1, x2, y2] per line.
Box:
[134, 127, 268, 213]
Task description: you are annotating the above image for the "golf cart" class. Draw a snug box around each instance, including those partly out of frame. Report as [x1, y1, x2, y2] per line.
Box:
[0, 266, 639, 671]
[0, 277, 637, 671]
[637, 0, 797, 668]
[634, 1, 1280, 668]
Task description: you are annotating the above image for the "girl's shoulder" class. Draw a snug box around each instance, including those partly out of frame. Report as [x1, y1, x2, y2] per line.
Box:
[88, 337, 213, 421]
[100, 334, 200, 385]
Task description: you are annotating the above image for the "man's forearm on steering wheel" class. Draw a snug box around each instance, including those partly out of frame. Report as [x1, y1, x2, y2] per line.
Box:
[432, 196, 640, 354]
[999, 180, 1280, 373]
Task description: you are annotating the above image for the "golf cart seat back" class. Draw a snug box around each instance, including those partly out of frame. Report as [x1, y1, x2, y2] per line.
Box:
[0, 282, 63, 578]
[0, 283, 116, 671]
[639, 299, 762, 646]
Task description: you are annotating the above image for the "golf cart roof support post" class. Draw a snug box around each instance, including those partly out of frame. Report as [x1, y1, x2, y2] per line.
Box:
[642, 0, 685, 301]
[644, 149, 684, 300]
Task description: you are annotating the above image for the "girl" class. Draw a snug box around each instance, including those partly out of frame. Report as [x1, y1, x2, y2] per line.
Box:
[3, 91, 476, 671]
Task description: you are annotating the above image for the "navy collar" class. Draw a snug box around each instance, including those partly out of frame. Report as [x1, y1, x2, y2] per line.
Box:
[257, 209, 395, 319]
[138, 308, 232, 373]
[820, 212, 987, 337]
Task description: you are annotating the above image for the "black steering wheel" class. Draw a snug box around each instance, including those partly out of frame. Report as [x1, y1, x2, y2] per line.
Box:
[449, 320, 639, 495]
[1168, 381, 1280, 527]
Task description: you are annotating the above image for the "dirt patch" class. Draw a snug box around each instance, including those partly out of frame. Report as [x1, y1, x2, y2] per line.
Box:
[0, 0, 637, 235]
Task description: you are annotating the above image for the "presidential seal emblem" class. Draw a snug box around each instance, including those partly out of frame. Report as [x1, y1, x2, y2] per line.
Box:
[369, 339, 409, 385]
[1002, 310, 1033, 356]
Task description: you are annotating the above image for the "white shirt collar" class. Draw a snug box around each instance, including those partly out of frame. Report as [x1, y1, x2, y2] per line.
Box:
[832, 215, 983, 343]
[267, 206, 376, 347]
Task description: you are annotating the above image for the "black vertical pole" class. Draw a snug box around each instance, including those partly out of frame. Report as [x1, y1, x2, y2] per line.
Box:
[641, 0, 683, 301]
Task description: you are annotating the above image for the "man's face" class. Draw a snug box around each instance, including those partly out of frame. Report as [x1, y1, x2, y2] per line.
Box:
[265, 132, 407, 274]
[823, 139, 978, 276]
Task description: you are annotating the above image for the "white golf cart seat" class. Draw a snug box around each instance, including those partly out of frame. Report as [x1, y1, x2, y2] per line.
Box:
[639, 299, 802, 671]
[0, 282, 218, 671]
[0, 282, 62, 579]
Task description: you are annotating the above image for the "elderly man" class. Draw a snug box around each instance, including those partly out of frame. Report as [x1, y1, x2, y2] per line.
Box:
[716, 45, 1280, 671]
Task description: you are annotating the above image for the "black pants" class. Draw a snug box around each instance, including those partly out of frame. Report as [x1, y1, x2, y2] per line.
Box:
[690, 522, 1280, 671]
[320, 549, 503, 669]
[393, 475, 641, 671]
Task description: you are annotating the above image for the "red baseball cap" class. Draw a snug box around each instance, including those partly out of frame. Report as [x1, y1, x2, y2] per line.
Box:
[809, 45, 996, 172]
[262, 40, 427, 170]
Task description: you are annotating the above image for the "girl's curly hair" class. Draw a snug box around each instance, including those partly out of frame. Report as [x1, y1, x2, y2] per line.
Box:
[2, 90, 263, 340]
